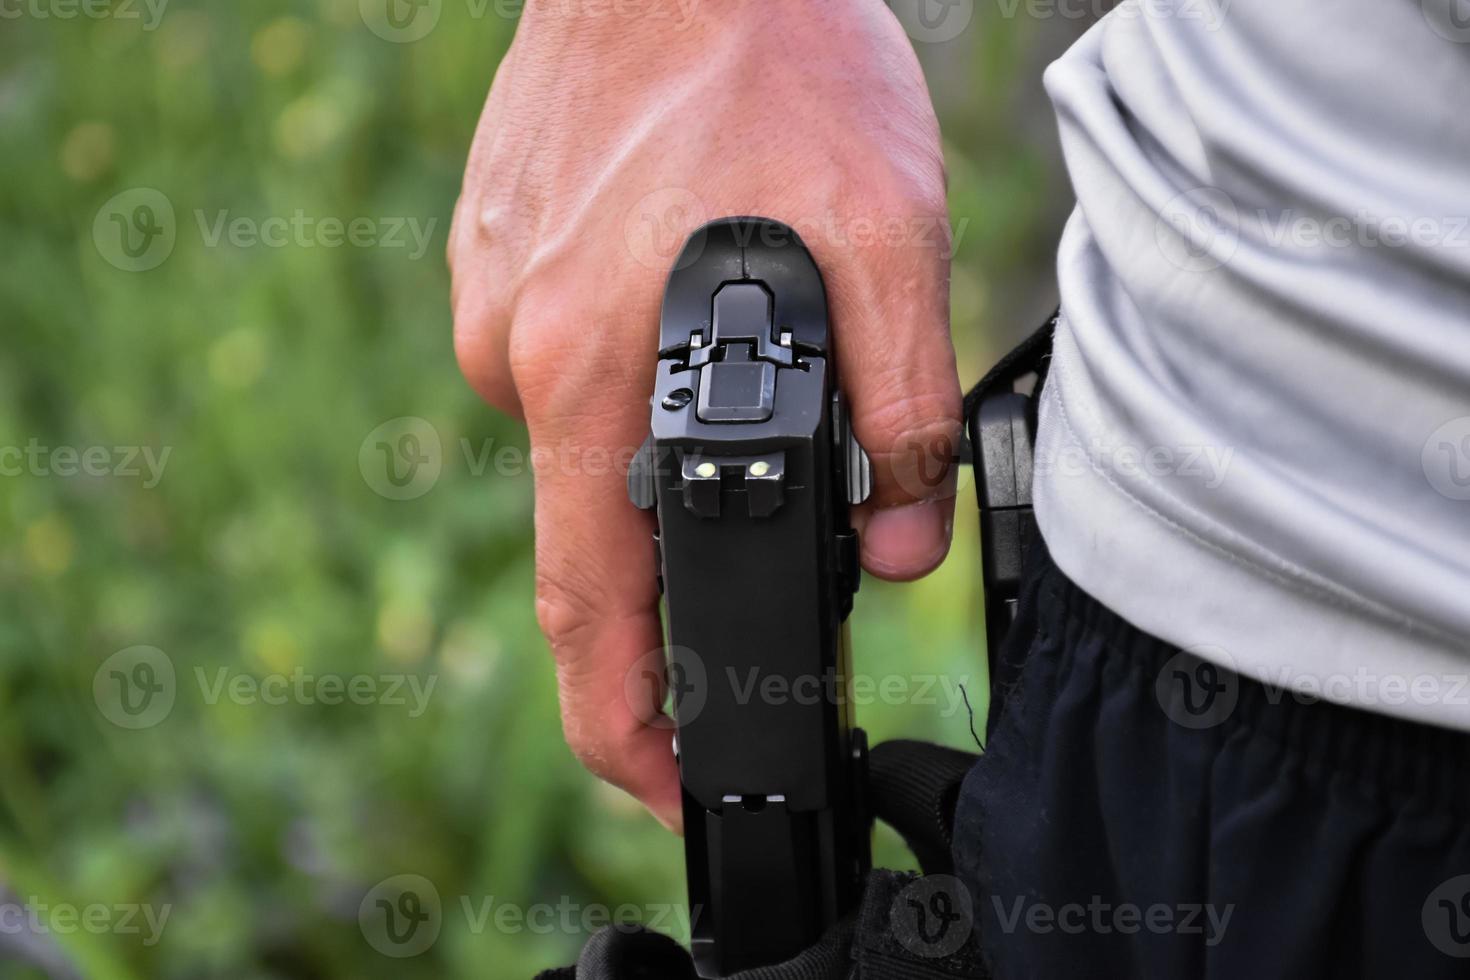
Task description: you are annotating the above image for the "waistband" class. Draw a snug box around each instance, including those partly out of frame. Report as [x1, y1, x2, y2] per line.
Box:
[1029, 538, 1470, 820]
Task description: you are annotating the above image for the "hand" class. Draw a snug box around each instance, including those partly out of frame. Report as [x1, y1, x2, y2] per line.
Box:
[449, 0, 962, 832]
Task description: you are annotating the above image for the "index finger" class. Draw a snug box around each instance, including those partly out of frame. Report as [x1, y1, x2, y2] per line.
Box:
[513, 301, 685, 833]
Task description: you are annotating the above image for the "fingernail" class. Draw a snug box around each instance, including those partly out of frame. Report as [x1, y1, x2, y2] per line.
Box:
[861, 499, 953, 580]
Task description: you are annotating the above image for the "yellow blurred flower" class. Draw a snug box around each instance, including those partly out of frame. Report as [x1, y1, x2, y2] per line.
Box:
[25, 514, 75, 578]
[60, 122, 115, 183]
[245, 617, 303, 676]
[208, 327, 268, 391]
[438, 620, 499, 687]
[252, 17, 312, 78]
[154, 11, 211, 71]
[274, 94, 346, 161]
[377, 595, 433, 664]
[318, 0, 360, 28]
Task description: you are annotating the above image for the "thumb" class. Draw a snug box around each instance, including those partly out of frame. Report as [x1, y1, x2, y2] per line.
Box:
[819, 213, 961, 582]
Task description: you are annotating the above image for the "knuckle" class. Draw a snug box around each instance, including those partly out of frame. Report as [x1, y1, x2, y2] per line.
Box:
[509, 305, 652, 422]
[860, 387, 961, 453]
[450, 279, 517, 412]
[859, 391, 962, 503]
[838, 148, 946, 220]
[506, 314, 582, 416]
[533, 578, 600, 660]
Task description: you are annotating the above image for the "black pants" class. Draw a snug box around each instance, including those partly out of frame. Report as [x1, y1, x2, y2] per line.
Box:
[954, 539, 1470, 979]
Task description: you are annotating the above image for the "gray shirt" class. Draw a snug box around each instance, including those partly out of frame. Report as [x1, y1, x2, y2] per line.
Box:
[1036, 0, 1470, 730]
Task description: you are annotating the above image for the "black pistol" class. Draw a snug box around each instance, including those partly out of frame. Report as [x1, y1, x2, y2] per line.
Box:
[628, 217, 872, 977]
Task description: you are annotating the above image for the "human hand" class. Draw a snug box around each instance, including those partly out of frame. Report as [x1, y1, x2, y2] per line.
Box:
[449, 0, 961, 831]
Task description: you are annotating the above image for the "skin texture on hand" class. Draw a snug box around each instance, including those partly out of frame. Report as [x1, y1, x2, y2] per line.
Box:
[449, 0, 962, 832]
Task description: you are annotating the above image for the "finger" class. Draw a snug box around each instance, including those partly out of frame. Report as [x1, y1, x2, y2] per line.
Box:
[514, 308, 683, 833]
[449, 194, 522, 418]
[817, 204, 962, 582]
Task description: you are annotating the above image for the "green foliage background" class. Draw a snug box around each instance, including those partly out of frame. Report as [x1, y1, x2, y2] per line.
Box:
[0, 2, 1077, 976]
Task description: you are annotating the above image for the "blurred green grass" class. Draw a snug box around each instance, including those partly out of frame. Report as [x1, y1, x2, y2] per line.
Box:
[0, 2, 1073, 976]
